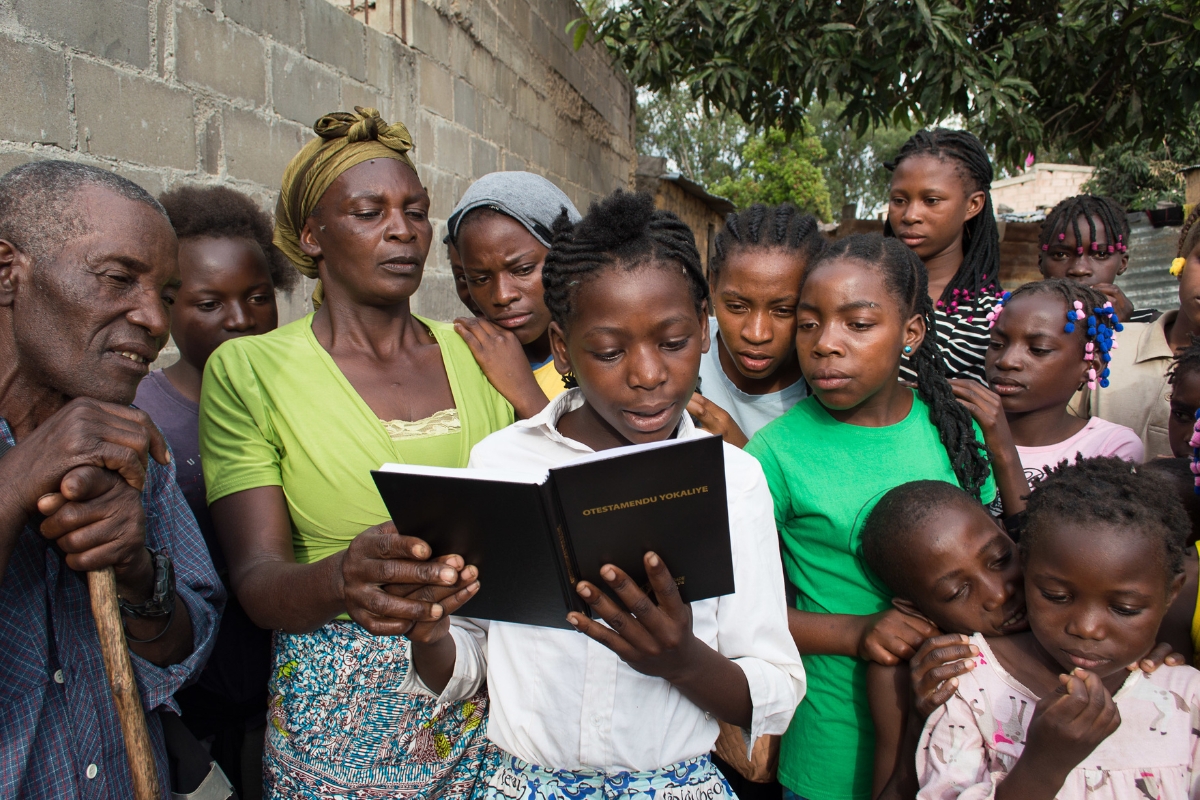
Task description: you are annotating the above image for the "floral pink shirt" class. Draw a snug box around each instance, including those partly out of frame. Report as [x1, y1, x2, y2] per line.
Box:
[917, 634, 1200, 799]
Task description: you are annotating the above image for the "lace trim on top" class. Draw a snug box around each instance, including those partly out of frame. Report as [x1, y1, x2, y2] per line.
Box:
[381, 408, 461, 440]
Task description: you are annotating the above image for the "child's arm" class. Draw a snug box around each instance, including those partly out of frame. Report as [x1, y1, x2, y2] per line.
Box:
[991, 670, 1120, 800]
[868, 662, 919, 800]
[687, 393, 750, 448]
[949, 379, 1031, 516]
[787, 607, 937, 664]
[453, 316, 550, 419]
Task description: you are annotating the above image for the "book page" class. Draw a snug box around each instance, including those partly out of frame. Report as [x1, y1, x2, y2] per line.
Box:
[376, 462, 547, 485]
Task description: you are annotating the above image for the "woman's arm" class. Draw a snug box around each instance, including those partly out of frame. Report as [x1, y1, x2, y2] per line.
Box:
[211, 486, 473, 635]
[948, 379, 1030, 517]
[868, 662, 912, 800]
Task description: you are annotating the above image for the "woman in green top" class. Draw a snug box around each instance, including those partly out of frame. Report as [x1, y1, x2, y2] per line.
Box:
[199, 108, 513, 799]
[745, 234, 995, 800]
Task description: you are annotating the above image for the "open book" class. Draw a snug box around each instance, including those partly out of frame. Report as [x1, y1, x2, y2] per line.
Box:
[371, 434, 734, 629]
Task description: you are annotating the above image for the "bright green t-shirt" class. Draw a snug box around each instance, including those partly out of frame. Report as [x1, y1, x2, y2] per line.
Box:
[199, 314, 514, 566]
[745, 391, 995, 800]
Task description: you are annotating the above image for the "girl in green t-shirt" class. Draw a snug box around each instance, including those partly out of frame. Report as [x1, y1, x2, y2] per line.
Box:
[746, 233, 996, 800]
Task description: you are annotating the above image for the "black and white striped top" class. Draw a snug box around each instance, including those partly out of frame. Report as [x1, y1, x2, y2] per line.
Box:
[901, 299, 991, 385]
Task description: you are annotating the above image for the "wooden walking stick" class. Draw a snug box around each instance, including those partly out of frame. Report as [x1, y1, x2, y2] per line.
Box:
[88, 566, 162, 800]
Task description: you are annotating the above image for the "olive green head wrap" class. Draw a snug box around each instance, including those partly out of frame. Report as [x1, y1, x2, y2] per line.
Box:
[274, 106, 419, 307]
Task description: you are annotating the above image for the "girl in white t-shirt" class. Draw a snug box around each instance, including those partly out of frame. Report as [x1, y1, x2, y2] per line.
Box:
[402, 191, 805, 799]
[983, 279, 1142, 482]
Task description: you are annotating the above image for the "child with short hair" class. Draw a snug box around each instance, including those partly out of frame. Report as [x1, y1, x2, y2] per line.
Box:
[1167, 340, 1200, 459]
[405, 191, 805, 799]
[745, 233, 997, 800]
[861, 480, 1026, 799]
[136, 183, 296, 798]
[447, 172, 582, 418]
[1036, 194, 1151, 322]
[688, 203, 824, 447]
[917, 456, 1200, 798]
[985, 279, 1143, 479]
[1073, 205, 1200, 458]
[885, 128, 1005, 384]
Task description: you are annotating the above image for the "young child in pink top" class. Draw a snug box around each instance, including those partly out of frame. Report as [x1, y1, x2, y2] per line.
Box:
[917, 457, 1200, 799]
[984, 280, 1143, 481]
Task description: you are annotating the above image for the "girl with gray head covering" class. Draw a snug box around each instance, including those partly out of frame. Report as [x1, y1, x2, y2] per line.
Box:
[448, 171, 582, 418]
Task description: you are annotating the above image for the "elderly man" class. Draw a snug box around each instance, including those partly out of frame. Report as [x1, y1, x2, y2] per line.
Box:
[0, 161, 223, 799]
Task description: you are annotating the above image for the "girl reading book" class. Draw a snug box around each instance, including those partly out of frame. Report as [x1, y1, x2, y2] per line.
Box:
[402, 190, 806, 799]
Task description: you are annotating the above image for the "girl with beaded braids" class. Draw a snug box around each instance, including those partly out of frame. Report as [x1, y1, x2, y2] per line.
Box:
[405, 190, 805, 800]
[1036, 193, 1156, 322]
[745, 233, 996, 800]
[1071, 204, 1200, 459]
[689, 203, 825, 447]
[885, 128, 1003, 384]
[981, 279, 1142, 486]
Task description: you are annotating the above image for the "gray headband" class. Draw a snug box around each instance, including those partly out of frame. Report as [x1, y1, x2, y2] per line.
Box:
[446, 171, 582, 247]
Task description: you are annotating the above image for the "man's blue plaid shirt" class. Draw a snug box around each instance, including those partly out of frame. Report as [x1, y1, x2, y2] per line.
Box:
[0, 419, 224, 799]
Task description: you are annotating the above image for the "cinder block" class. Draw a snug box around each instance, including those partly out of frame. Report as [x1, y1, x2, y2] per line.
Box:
[424, 166, 458, 219]
[0, 35, 71, 146]
[74, 60, 195, 170]
[0, 150, 39, 178]
[223, 0, 303, 47]
[433, 120, 469, 174]
[503, 151, 526, 173]
[468, 48, 496, 98]
[495, 64, 519, 109]
[411, 112, 437, 169]
[454, 79, 478, 132]
[15, 0, 150, 68]
[201, 113, 221, 174]
[176, 6, 267, 106]
[409, 0, 451, 65]
[111, 162, 169, 197]
[450, 26, 472, 77]
[412, 268, 465, 323]
[471, 137, 498, 177]
[531, 129, 550, 169]
[304, 0, 366, 81]
[272, 47, 342, 126]
[224, 107, 310, 187]
[418, 58, 454, 120]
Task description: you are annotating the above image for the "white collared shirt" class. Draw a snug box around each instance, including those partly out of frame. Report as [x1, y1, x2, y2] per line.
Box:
[412, 389, 805, 773]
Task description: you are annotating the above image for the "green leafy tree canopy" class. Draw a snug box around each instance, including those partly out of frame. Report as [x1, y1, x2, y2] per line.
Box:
[578, 0, 1200, 167]
[710, 127, 833, 220]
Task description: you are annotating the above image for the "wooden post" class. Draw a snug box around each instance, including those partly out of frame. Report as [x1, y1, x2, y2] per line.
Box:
[88, 567, 161, 800]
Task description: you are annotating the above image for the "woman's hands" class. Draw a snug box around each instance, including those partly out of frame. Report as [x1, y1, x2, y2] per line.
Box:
[686, 394, 749, 448]
[454, 317, 550, 419]
[341, 521, 478, 638]
[856, 609, 939, 666]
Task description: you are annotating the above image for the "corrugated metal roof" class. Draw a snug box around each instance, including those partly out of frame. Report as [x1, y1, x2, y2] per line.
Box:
[1115, 214, 1182, 313]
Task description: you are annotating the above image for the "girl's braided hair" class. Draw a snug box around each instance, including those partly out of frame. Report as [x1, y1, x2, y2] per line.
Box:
[709, 203, 826, 284]
[1179, 204, 1200, 260]
[883, 128, 1002, 307]
[541, 190, 709, 327]
[806, 234, 992, 499]
[1038, 194, 1129, 257]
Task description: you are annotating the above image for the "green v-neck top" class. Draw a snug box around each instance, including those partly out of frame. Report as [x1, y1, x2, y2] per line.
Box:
[199, 313, 514, 565]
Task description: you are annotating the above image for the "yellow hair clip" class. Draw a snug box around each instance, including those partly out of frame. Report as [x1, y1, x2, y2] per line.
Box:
[1172, 257, 1186, 277]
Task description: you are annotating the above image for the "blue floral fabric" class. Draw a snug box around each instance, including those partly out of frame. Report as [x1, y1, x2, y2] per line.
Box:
[483, 752, 736, 799]
[263, 620, 499, 799]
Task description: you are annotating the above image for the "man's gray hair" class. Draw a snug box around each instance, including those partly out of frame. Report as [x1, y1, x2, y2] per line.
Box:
[0, 160, 170, 262]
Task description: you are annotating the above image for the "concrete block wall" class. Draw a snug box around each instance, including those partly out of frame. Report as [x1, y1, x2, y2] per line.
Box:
[990, 163, 1095, 215]
[0, 0, 636, 328]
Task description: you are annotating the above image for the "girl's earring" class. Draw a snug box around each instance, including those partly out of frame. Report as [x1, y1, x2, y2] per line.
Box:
[903, 345, 913, 354]
[561, 371, 578, 389]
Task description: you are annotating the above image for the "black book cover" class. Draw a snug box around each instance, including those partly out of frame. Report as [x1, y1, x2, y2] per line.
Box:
[371, 435, 733, 629]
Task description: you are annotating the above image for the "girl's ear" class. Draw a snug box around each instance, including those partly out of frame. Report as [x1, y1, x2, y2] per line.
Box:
[964, 190, 987, 223]
[1167, 569, 1187, 608]
[1116, 253, 1129, 277]
[549, 320, 572, 377]
[903, 312, 927, 355]
[892, 597, 934, 625]
[699, 307, 711, 355]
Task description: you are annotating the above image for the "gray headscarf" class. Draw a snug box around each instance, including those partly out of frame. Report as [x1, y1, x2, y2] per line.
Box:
[446, 171, 582, 247]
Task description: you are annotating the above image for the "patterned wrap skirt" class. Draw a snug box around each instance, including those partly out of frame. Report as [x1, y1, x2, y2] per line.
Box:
[263, 620, 499, 799]
[483, 751, 737, 800]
